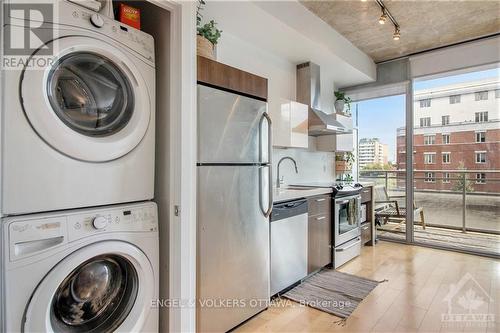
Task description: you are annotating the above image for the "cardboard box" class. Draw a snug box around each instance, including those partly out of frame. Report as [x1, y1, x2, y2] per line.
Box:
[119, 3, 140, 30]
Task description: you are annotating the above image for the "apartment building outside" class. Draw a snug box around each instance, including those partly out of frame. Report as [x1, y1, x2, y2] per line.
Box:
[359, 138, 389, 169]
[396, 78, 500, 193]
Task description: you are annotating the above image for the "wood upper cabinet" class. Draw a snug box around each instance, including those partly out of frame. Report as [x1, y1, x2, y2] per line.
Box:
[197, 56, 268, 101]
[307, 194, 332, 274]
[271, 99, 308, 148]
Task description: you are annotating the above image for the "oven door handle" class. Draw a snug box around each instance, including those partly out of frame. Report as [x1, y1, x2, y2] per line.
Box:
[335, 238, 361, 252]
[335, 195, 361, 205]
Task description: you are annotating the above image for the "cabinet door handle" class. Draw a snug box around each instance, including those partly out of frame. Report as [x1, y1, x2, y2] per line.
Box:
[315, 198, 326, 202]
[362, 190, 370, 193]
[316, 216, 326, 221]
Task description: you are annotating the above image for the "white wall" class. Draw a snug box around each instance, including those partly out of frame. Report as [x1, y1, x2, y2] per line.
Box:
[273, 138, 336, 186]
[414, 80, 500, 126]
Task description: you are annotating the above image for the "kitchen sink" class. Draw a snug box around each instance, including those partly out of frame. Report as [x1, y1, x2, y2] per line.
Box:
[282, 186, 315, 191]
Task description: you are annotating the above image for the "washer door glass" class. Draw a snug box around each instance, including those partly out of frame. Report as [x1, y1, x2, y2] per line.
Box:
[51, 255, 138, 333]
[47, 52, 135, 137]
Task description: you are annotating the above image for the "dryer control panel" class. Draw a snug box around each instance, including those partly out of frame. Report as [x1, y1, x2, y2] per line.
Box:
[6, 202, 157, 262]
[5, 0, 155, 65]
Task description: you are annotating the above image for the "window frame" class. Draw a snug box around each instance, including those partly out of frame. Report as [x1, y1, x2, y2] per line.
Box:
[420, 99, 431, 108]
[424, 172, 435, 183]
[424, 134, 436, 145]
[475, 151, 486, 164]
[441, 115, 450, 125]
[475, 111, 488, 123]
[442, 152, 451, 164]
[442, 134, 450, 144]
[443, 172, 451, 183]
[424, 152, 436, 164]
[475, 173, 486, 184]
[420, 117, 431, 127]
[475, 131, 486, 143]
[474, 91, 488, 101]
[449, 95, 461, 104]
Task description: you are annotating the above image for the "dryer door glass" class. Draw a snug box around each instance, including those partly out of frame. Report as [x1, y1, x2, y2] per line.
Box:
[51, 255, 138, 332]
[47, 52, 135, 137]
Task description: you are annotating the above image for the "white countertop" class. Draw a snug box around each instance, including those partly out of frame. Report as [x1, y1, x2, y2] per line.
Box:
[273, 187, 333, 203]
[272, 182, 375, 203]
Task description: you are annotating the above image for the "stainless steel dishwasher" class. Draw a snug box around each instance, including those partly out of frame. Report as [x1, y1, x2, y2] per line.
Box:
[270, 198, 308, 295]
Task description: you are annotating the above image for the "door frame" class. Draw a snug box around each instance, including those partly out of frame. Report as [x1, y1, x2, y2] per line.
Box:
[146, 1, 197, 332]
[348, 82, 415, 244]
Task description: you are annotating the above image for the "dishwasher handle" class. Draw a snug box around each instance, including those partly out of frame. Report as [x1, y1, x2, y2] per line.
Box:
[271, 199, 308, 222]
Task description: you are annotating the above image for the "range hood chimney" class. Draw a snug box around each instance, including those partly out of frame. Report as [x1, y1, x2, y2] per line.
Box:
[296, 62, 350, 136]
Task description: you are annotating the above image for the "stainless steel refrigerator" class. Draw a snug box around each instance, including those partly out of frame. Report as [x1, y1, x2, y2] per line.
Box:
[197, 84, 272, 332]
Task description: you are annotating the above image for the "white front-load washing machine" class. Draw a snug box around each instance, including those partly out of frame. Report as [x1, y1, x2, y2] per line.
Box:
[1, 0, 156, 215]
[1, 201, 159, 332]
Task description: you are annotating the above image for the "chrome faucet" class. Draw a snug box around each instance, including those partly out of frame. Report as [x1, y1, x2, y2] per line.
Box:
[276, 157, 298, 188]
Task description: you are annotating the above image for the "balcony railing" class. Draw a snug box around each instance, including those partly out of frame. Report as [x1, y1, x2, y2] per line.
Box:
[359, 169, 500, 235]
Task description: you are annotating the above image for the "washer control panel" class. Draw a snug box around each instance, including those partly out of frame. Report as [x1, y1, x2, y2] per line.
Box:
[6, 203, 157, 262]
[67, 204, 158, 242]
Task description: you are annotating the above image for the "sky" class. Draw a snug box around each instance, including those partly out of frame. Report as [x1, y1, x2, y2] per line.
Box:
[355, 67, 499, 163]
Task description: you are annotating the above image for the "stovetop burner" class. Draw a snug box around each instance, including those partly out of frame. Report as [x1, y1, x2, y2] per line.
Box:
[291, 182, 363, 197]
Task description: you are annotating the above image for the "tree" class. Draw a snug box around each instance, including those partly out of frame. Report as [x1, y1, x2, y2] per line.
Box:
[361, 163, 394, 171]
[452, 162, 474, 192]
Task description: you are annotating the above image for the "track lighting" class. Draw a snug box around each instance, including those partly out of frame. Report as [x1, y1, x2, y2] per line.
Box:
[378, 11, 387, 24]
[373, 0, 401, 40]
[393, 27, 400, 40]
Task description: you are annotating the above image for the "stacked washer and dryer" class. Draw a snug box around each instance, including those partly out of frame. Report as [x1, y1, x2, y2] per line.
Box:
[1, 1, 159, 332]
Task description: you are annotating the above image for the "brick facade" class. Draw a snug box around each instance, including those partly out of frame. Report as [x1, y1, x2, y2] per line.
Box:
[397, 128, 500, 193]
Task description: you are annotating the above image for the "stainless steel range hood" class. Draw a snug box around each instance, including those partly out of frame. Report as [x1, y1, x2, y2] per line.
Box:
[296, 62, 351, 136]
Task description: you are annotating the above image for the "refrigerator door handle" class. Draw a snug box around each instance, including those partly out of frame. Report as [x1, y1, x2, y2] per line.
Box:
[259, 112, 273, 217]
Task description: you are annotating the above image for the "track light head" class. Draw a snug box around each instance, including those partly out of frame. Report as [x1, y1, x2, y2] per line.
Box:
[379, 11, 387, 24]
[393, 27, 401, 40]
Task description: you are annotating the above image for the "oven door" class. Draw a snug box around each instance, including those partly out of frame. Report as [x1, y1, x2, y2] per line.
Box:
[334, 194, 361, 247]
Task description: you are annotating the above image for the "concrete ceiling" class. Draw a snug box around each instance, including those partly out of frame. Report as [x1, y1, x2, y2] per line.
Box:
[300, 0, 500, 63]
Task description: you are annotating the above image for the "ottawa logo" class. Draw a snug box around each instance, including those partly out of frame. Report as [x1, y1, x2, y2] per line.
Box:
[442, 273, 494, 329]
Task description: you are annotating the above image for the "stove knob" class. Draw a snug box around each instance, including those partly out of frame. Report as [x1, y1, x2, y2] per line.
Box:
[92, 216, 107, 229]
[90, 13, 104, 28]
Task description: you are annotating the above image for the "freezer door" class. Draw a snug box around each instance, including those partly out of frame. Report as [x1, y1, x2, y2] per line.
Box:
[198, 84, 269, 164]
[197, 165, 270, 332]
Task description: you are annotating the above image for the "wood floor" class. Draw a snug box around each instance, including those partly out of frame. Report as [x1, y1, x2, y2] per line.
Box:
[235, 241, 499, 333]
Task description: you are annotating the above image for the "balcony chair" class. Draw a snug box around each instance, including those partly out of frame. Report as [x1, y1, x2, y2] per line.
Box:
[373, 185, 426, 230]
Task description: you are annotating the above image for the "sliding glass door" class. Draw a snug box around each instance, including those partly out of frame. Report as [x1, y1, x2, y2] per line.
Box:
[412, 66, 500, 256]
[354, 94, 408, 242]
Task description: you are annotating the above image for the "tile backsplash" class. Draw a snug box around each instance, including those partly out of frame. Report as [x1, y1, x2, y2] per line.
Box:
[272, 137, 336, 187]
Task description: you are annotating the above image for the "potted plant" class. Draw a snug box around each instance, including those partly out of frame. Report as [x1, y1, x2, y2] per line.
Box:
[335, 152, 355, 172]
[334, 91, 352, 115]
[196, 0, 222, 60]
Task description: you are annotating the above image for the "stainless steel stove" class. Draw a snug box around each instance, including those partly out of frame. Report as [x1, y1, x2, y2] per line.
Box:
[291, 182, 363, 268]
